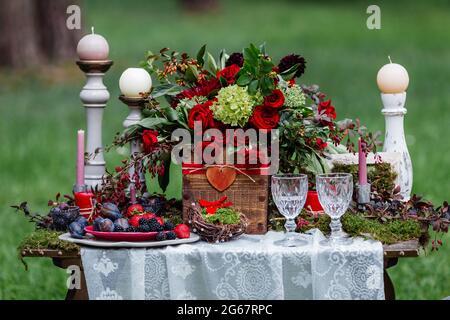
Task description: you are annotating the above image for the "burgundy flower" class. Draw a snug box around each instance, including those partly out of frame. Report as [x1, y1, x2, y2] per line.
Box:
[188, 100, 215, 130]
[225, 52, 244, 67]
[249, 105, 280, 130]
[216, 64, 240, 84]
[263, 89, 285, 108]
[142, 130, 158, 154]
[316, 138, 328, 150]
[317, 100, 336, 125]
[278, 54, 306, 78]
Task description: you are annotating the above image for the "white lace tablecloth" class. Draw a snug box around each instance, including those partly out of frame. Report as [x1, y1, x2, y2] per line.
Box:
[81, 230, 385, 300]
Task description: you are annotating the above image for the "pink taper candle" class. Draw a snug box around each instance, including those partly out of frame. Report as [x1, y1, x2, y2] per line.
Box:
[130, 184, 136, 203]
[76, 130, 85, 186]
[358, 138, 368, 185]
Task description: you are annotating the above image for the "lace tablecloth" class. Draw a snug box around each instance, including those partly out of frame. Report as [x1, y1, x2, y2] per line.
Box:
[81, 230, 385, 300]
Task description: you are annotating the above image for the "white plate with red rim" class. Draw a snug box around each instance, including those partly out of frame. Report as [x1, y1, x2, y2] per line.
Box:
[59, 232, 200, 248]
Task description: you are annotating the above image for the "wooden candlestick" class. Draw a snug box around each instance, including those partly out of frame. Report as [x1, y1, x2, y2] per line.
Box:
[119, 95, 146, 190]
[76, 60, 113, 190]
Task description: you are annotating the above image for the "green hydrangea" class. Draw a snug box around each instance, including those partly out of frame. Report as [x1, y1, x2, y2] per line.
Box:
[283, 84, 306, 108]
[210, 85, 259, 127]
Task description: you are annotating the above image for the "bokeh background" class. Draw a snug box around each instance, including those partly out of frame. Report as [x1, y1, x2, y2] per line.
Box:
[0, 0, 449, 299]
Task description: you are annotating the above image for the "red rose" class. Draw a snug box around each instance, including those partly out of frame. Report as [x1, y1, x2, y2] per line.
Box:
[263, 89, 285, 108]
[318, 100, 337, 124]
[216, 64, 240, 84]
[142, 130, 158, 154]
[316, 138, 328, 150]
[288, 79, 296, 87]
[249, 105, 280, 130]
[188, 100, 215, 130]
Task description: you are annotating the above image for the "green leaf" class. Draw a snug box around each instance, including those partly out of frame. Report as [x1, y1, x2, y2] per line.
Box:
[259, 42, 267, 56]
[219, 76, 228, 87]
[158, 156, 171, 192]
[138, 117, 172, 129]
[185, 64, 199, 82]
[260, 76, 274, 95]
[160, 105, 178, 122]
[196, 44, 206, 66]
[219, 49, 229, 69]
[279, 63, 299, 80]
[260, 58, 274, 74]
[248, 79, 259, 95]
[236, 73, 252, 86]
[152, 83, 184, 98]
[205, 52, 218, 75]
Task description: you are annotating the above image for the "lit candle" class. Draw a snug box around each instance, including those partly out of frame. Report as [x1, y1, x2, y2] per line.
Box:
[358, 138, 368, 185]
[119, 68, 152, 98]
[376, 56, 409, 93]
[76, 27, 109, 61]
[76, 130, 85, 186]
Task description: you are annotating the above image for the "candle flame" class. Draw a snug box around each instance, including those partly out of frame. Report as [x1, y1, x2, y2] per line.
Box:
[388, 55, 392, 63]
[91, 26, 94, 34]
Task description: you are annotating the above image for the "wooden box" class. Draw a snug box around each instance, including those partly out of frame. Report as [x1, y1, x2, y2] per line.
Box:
[182, 173, 269, 234]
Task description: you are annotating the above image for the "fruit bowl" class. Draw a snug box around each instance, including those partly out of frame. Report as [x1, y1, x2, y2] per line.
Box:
[84, 225, 166, 242]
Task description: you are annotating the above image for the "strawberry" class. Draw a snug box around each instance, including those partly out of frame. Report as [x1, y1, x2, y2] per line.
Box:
[155, 216, 165, 225]
[129, 214, 144, 227]
[174, 224, 190, 239]
[126, 204, 144, 217]
[142, 212, 156, 220]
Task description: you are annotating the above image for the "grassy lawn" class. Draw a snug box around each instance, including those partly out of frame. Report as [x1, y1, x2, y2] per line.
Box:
[0, 0, 449, 299]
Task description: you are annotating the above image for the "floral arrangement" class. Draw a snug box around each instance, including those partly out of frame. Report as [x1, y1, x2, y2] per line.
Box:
[109, 43, 379, 195]
[198, 196, 241, 225]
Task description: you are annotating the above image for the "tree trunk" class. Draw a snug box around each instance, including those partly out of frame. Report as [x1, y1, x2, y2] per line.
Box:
[0, 0, 81, 68]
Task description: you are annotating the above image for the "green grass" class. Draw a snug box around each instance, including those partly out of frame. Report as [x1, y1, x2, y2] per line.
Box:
[0, 0, 449, 299]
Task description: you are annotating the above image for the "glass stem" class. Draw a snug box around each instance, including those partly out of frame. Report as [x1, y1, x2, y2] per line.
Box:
[285, 218, 297, 239]
[330, 218, 342, 238]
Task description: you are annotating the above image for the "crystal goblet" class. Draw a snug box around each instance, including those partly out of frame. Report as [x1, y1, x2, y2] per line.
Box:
[271, 174, 309, 247]
[316, 173, 353, 245]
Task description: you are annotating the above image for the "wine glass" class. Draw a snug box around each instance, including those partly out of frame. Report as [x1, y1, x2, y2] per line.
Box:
[316, 173, 353, 245]
[271, 174, 309, 247]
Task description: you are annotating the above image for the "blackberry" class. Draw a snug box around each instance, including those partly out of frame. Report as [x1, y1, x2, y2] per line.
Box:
[149, 222, 163, 232]
[126, 226, 137, 232]
[148, 218, 158, 224]
[166, 231, 176, 240]
[138, 224, 151, 232]
[139, 218, 149, 226]
[155, 232, 166, 241]
[114, 225, 124, 232]
[163, 221, 174, 231]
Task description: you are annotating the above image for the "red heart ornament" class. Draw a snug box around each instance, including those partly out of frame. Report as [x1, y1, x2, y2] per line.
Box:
[206, 166, 236, 192]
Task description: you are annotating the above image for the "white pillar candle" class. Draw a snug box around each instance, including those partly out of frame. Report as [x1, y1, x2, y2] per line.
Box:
[119, 68, 152, 98]
[77, 27, 109, 61]
[376, 57, 409, 93]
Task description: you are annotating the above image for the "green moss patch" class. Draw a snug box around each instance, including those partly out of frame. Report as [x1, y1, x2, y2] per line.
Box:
[299, 213, 423, 244]
[18, 230, 79, 254]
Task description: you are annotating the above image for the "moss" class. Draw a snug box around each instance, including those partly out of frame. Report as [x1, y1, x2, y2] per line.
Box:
[299, 212, 423, 244]
[202, 208, 241, 225]
[18, 229, 79, 254]
[332, 162, 397, 194]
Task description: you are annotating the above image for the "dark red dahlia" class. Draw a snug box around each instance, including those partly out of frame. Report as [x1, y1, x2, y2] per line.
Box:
[225, 52, 244, 67]
[278, 54, 306, 78]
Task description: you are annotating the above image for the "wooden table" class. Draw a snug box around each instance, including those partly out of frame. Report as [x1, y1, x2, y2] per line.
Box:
[21, 240, 420, 300]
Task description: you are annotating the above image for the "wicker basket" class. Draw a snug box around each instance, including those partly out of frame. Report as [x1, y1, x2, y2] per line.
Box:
[187, 206, 248, 243]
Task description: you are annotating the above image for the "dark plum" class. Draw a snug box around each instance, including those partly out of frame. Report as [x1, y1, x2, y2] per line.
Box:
[99, 218, 115, 232]
[75, 216, 88, 229]
[101, 202, 122, 221]
[114, 218, 129, 230]
[93, 217, 105, 231]
[69, 222, 85, 239]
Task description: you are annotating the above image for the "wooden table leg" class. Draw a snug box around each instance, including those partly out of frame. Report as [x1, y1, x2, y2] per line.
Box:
[53, 257, 89, 300]
[383, 257, 398, 300]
